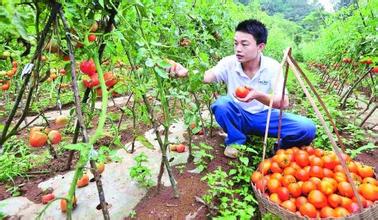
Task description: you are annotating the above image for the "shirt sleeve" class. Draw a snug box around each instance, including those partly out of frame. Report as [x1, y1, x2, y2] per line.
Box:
[210, 57, 229, 83]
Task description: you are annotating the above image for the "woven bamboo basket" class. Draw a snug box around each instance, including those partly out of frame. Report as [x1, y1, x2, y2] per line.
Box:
[251, 180, 378, 219]
[250, 48, 378, 219]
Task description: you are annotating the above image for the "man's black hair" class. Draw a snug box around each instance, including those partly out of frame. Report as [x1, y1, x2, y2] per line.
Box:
[235, 19, 268, 45]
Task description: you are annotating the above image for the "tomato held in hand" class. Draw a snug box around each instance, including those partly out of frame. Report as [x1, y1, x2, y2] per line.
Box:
[235, 86, 250, 98]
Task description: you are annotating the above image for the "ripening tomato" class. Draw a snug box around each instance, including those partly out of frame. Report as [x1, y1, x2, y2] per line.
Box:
[345, 202, 360, 214]
[48, 130, 62, 145]
[333, 164, 344, 173]
[281, 200, 296, 213]
[295, 196, 307, 209]
[320, 179, 336, 195]
[309, 177, 321, 189]
[334, 207, 350, 217]
[302, 181, 316, 195]
[270, 173, 283, 181]
[270, 193, 282, 204]
[276, 153, 291, 168]
[29, 131, 48, 148]
[277, 187, 290, 202]
[295, 169, 310, 181]
[282, 175, 296, 187]
[320, 206, 335, 218]
[294, 151, 309, 167]
[283, 166, 296, 176]
[338, 181, 354, 198]
[308, 190, 328, 209]
[1, 81, 10, 91]
[323, 168, 334, 178]
[309, 166, 323, 178]
[334, 172, 347, 182]
[267, 178, 281, 194]
[363, 177, 378, 186]
[314, 148, 324, 157]
[258, 159, 271, 175]
[310, 156, 324, 167]
[80, 59, 96, 76]
[97, 163, 105, 174]
[270, 162, 283, 173]
[235, 86, 250, 98]
[82, 73, 99, 88]
[60, 196, 77, 213]
[176, 144, 186, 153]
[299, 203, 317, 218]
[77, 174, 89, 188]
[41, 193, 55, 204]
[251, 171, 263, 184]
[359, 183, 378, 201]
[288, 182, 302, 198]
[104, 72, 117, 88]
[322, 154, 338, 170]
[371, 66, 378, 73]
[347, 161, 359, 174]
[304, 146, 315, 155]
[357, 164, 374, 178]
[255, 178, 268, 192]
[88, 34, 96, 42]
[328, 194, 342, 208]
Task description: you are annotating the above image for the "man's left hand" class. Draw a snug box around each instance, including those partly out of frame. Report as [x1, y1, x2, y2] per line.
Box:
[234, 86, 261, 102]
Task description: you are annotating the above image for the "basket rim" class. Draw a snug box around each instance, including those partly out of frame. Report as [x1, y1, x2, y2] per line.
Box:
[251, 181, 378, 219]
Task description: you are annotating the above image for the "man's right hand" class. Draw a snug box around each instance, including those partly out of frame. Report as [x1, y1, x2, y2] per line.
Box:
[166, 60, 188, 78]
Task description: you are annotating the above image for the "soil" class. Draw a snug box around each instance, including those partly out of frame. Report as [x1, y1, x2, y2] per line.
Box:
[124, 128, 230, 220]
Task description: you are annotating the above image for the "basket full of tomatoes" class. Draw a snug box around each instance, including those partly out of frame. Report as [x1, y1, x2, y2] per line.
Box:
[250, 146, 378, 219]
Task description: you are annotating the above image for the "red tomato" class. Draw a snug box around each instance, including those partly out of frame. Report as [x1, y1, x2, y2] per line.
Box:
[41, 193, 55, 204]
[29, 131, 48, 148]
[235, 86, 250, 98]
[80, 59, 96, 76]
[1, 81, 10, 91]
[277, 187, 290, 201]
[176, 144, 186, 153]
[308, 190, 328, 209]
[104, 72, 118, 88]
[299, 203, 317, 218]
[48, 130, 62, 145]
[328, 193, 342, 208]
[371, 66, 378, 73]
[288, 182, 302, 198]
[88, 34, 96, 42]
[294, 151, 309, 167]
[77, 174, 89, 188]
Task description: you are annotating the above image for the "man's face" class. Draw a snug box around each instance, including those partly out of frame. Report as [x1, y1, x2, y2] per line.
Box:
[234, 31, 265, 63]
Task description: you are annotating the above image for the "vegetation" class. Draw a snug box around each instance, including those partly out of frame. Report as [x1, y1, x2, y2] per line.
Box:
[0, 0, 376, 219]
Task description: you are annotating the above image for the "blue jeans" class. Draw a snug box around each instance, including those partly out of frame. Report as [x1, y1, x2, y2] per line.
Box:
[211, 96, 316, 148]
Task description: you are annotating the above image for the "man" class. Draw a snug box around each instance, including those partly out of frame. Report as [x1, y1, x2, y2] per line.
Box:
[169, 19, 316, 158]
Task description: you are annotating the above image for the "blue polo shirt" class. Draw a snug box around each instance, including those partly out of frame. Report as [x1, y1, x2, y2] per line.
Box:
[211, 54, 286, 114]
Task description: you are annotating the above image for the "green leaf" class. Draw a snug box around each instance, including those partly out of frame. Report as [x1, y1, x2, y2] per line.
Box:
[228, 169, 237, 175]
[135, 135, 154, 149]
[154, 66, 169, 79]
[63, 143, 91, 152]
[239, 157, 249, 166]
[98, 0, 104, 8]
[145, 58, 155, 67]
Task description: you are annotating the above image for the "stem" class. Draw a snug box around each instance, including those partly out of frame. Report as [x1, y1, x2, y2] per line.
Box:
[0, 5, 55, 147]
[340, 68, 372, 109]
